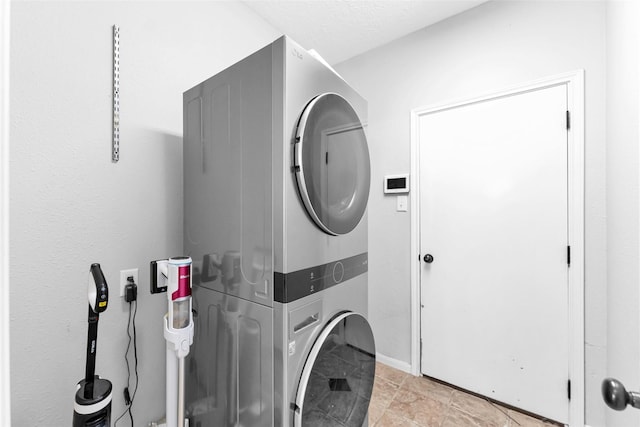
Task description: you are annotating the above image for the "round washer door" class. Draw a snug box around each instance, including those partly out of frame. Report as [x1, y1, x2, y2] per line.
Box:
[294, 93, 371, 236]
[294, 312, 376, 427]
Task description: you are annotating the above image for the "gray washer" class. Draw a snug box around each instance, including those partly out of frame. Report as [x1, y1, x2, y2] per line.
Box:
[184, 36, 374, 427]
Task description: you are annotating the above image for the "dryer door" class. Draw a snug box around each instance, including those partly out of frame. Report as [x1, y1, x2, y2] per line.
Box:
[294, 312, 376, 427]
[294, 93, 371, 236]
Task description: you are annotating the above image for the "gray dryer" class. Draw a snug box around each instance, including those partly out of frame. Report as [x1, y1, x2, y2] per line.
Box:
[183, 36, 374, 427]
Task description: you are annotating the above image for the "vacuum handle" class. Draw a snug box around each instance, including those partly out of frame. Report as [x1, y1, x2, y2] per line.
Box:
[88, 263, 109, 314]
[84, 305, 99, 398]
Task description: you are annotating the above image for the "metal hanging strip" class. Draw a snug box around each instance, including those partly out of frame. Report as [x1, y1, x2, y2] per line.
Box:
[112, 25, 120, 162]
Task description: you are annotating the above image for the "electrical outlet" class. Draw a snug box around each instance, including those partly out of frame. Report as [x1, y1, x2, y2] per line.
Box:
[119, 268, 139, 297]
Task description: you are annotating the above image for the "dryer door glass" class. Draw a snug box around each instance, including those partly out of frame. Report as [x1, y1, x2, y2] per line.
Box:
[294, 312, 376, 427]
[294, 93, 371, 235]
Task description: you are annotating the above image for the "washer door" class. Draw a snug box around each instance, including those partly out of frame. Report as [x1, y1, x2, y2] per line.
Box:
[294, 93, 371, 236]
[294, 312, 376, 427]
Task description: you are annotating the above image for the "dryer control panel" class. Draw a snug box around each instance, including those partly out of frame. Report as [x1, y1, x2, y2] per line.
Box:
[274, 253, 368, 303]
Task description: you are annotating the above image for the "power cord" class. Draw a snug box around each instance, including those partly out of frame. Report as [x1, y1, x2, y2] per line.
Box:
[114, 277, 138, 426]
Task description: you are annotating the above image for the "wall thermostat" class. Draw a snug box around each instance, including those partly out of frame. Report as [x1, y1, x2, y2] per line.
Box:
[384, 174, 410, 194]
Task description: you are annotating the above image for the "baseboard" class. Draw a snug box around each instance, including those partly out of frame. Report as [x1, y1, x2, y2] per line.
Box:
[376, 353, 412, 374]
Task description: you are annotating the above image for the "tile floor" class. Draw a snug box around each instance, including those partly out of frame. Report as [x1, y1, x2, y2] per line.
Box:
[370, 363, 562, 427]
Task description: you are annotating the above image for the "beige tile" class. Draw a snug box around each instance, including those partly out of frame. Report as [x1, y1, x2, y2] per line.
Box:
[401, 376, 454, 404]
[369, 402, 386, 425]
[372, 363, 559, 427]
[375, 412, 421, 427]
[386, 389, 447, 427]
[372, 376, 401, 408]
[506, 409, 560, 427]
[449, 390, 509, 427]
[376, 362, 410, 386]
[412, 400, 448, 427]
[385, 392, 417, 421]
[442, 407, 508, 427]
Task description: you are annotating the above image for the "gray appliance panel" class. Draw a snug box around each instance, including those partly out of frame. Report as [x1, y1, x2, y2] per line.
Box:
[278, 37, 369, 274]
[184, 42, 274, 307]
[274, 273, 369, 427]
[186, 286, 273, 426]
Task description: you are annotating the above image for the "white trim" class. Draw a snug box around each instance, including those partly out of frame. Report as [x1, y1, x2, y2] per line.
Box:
[0, 0, 10, 425]
[409, 104, 421, 377]
[409, 70, 585, 427]
[566, 70, 585, 427]
[376, 353, 412, 375]
[73, 390, 113, 415]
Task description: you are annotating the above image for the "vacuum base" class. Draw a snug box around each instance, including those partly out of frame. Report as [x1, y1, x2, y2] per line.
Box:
[72, 377, 112, 427]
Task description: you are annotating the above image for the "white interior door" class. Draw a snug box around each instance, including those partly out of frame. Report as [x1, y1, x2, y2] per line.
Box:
[419, 84, 569, 424]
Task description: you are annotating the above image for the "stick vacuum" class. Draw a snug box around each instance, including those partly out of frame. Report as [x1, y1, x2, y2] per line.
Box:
[72, 263, 112, 427]
[150, 256, 194, 427]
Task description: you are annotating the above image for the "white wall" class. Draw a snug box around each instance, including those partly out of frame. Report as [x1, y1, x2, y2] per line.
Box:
[9, 2, 279, 425]
[335, 1, 607, 424]
[1, 0, 10, 425]
[605, 1, 640, 426]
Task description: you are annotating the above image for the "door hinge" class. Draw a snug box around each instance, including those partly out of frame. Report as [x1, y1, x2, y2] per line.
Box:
[567, 246, 571, 266]
[566, 110, 571, 130]
[567, 379, 571, 400]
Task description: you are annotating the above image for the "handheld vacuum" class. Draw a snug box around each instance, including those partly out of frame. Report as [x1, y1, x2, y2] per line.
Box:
[73, 263, 112, 427]
[150, 256, 194, 427]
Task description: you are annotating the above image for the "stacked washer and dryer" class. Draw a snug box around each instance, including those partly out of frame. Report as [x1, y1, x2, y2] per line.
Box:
[183, 36, 374, 427]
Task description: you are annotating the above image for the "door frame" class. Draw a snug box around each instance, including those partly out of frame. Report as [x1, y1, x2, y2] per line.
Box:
[409, 70, 585, 426]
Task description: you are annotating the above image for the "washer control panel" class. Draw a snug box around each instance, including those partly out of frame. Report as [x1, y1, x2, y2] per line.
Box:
[274, 253, 368, 303]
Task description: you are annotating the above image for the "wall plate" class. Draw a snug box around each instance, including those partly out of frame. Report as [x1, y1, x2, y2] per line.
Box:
[119, 268, 138, 297]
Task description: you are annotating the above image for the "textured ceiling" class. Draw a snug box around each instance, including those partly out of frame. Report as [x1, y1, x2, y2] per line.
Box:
[242, 0, 489, 64]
